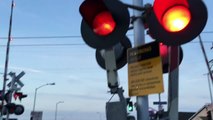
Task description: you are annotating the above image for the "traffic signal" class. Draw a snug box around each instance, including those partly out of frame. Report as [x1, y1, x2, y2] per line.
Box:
[5, 103, 16, 114]
[127, 101, 133, 112]
[4, 103, 24, 115]
[126, 98, 134, 112]
[4, 90, 12, 103]
[79, 0, 131, 70]
[14, 104, 24, 115]
[13, 92, 27, 101]
[79, 0, 130, 49]
[159, 43, 183, 73]
[147, 0, 208, 46]
[96, 37, 132, 70]
[2, 105, 8, 115]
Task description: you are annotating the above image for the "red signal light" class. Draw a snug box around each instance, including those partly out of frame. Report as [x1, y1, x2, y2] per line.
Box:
[93, 11, 116, 36]
[159, 43, 183, 73]
[148, 0, 207, 46]
[79, 0, 130, 49]
[153, 0, 191, 32]
[159, 43, 168, 60]
[162, 6, 191, 32]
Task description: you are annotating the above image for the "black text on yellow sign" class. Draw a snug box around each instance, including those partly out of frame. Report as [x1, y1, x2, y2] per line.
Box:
[127, 42, 164, 96]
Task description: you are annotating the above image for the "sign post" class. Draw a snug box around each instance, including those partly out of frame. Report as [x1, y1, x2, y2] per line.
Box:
[31, 111, 43, 120]
[128, 42, 164, 96]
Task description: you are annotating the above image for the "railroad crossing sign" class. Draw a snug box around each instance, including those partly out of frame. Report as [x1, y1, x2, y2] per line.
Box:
[7, 71, 25, 89]
[127, 42, 164, 96]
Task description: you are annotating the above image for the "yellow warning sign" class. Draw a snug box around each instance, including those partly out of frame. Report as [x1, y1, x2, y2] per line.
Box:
[128, 42, 164, 96]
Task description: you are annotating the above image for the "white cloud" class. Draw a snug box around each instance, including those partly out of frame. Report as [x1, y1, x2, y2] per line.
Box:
[8, 66, 43, 73]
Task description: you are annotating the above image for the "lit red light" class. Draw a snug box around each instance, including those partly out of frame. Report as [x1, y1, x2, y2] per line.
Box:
[92, 11, 116, 36]
[159, 43, 168, 58]
[162, 6, 191, 32]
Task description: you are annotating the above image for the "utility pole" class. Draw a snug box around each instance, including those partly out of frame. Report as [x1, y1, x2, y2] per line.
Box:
[6, 72, 15, 120]
[199, 35, 213, 85]
[1, 0, 15, 119]
[204, 73, 213, 104]
[132, 0, 149, 120]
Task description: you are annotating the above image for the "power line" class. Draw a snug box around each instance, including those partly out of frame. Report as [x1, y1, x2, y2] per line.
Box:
[0, 31, 212, 40]
[202, 31, 213, 34]
[191, 41, 213, 43]
[0, 43, 85, 47]
[0, 41, 212, 47]
[0, 35, 81, 40]
[0, 32, 211, 47]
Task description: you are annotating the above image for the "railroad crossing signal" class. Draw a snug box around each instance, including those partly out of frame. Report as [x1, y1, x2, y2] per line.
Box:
[146, 0, 208, 46]
[79, 0, 131, 71]
[79, 0, 130, 49]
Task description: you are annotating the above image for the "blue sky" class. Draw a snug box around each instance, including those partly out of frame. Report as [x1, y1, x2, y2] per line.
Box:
[0, 0, 213, 120]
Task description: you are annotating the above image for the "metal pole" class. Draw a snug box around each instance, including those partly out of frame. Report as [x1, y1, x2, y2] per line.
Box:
[32, 88, 38, 112]
[209, 60, 213, 104]
[133, 0, 149, 120]
[158, 94, 161, 111]
[1, 0, 15, 118]
[199, 35, 213, 84]
[207, 73, 213, 104]
[167, 46, 180, 120]
[133, 0, 145, 46]
[55, 103, 58, 120]
[6, 72, 16, 120]
[55, 101, 64, 120]
[32, 83, 55, 112]
[199, 35, 213, 105]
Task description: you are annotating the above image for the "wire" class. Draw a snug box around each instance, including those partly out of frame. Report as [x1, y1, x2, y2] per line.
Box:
[0, 41, 211, 47]
[0, 35, 81, 40]
[202, 31, 213, 34]
[0, 31, 211, 47]
[191, 41, 213, 43]
[0, 43, 85, 47]
[0, 30, 212, 40]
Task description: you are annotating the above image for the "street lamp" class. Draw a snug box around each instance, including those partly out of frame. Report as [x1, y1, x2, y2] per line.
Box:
[55, 101, 64, 120]
[32, 82, 55, 111]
